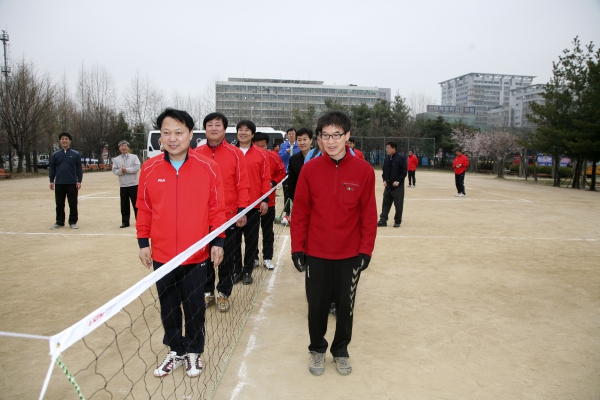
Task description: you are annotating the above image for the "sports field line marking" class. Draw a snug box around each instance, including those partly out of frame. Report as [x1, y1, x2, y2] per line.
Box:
[377, 235, 597, 242]
[78, 191, 109, 198]
[469, 189, 533, 202]
[406, 198, 531, 202]
[0, 231, 136, 237]
[80, 196, 120, 199]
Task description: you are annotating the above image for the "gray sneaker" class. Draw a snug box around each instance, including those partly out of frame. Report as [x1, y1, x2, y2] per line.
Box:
[309, 352, 325, 376]
[333, 357, 352, 375]
[70, 224, 78, 229]
[50, 224, 64, 230]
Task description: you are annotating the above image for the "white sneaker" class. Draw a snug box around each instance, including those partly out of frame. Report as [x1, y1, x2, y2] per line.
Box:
[455, 193, 465, 197]
[281, 216, 289, 226]
[184, 353, 203, 377]
[263, 259, 274, 270]
[154, 351, 183, 377]
[253, 259, 259, 268]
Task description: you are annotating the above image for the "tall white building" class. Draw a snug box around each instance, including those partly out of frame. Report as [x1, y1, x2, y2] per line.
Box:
[216, 78, 391, 129]
[510, 84, 546, 129]
[439, 73, 535, 126]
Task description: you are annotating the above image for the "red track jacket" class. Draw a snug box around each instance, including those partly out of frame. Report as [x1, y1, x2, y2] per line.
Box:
[240, 144, 272, 209]
[291, 149, 378, 259]
[453, 154, 470, 175]
[136, 149, 226, 265]
[265, 149, 286, 207]
[407, 154, 418, 171]
[195, 140, 250, 220]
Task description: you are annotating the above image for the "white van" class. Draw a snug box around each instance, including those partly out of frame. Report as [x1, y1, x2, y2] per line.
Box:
[146, 127, 285, 160]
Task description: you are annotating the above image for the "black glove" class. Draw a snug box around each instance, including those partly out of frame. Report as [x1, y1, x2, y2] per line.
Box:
[358, 253, 371, 272]
[292, 252, 306, 272]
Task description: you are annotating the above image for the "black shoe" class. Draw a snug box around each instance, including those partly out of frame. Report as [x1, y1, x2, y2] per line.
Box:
[233, 272, 243, 284]
[329, 302, 337, 318]
[377, 221, 387, 227]
[120, 224, 130, 228]
[393, 223, 401, 228]
[242, 273, 253, 285]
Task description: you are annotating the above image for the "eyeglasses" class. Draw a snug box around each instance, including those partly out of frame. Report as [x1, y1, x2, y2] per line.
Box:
[319, 132, 345, 140]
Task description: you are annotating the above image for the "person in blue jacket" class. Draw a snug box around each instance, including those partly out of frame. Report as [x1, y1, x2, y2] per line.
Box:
[278, 128, 299, 222]
[49, 132, 83, 229]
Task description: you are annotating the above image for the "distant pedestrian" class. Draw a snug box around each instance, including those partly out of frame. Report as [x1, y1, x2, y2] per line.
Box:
[453, 149, 469, 197]
[346, 138, 365, 160]
[378, 141, 407, 228]
[279, 128, 299, 224]
[407, 150, 418, 187]
[112, 140, 141, 228]
[49, 132, 82, 229]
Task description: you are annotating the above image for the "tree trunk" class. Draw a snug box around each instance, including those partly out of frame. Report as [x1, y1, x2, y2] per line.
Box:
[16, 152, 24, 173]
[33, 149, 38, 173]
[552, 155, 560, 187]
[497, 156, 504, 177]
[572, 155, 582, 189]
[8, 147, 13, 173]
[591, 161, 597, 191]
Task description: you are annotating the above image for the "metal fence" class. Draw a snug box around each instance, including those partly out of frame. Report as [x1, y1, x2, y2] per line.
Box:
[351, 137, 436, 167]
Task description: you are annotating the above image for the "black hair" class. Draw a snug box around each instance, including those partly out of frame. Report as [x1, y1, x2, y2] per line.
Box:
[286, 128, 296, 134]
[347, 137, 356, 144]
[386, 141, 398, 150]
[295, 127, 313, 140]
[252, 132, 269, 144]
[156, 108, 194, 131]
[236, 119, 256, 135]
[316, 111, 351, 136]
[202, 112, 229, 129]
[58, 132, 73, 141]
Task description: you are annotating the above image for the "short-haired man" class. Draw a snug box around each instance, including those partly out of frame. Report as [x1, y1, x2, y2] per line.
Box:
[378, 142, 407, 228]
[137, 108, 226, 378]
[234, 120, 271, 284]
[112, 140, 141, 228]
[291, 111, 377, 376]
[252, 132, 286, 270]
[278, 128, 299, 224]
[453, 149, 469, 197]
[346, 138, 365, 160]
[195, 112, 250, 311]
[287, 128, 313, 212]
[407, 150, 418, 188]
[49, 132, 83, 229]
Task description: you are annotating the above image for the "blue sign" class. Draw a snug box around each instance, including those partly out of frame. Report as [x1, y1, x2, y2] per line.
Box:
[421, 156, 429, 166]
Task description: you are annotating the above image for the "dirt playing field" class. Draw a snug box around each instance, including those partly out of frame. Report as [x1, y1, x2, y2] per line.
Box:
[0, 169, 598, 399]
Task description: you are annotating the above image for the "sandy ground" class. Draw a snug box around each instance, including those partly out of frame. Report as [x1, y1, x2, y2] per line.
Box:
[0, 169, 599, 399]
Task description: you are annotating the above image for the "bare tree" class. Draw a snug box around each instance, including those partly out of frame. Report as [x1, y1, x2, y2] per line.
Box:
[122, 71, 163, 132]
[75, 63, 118, 164]
[0, 59, 56, 172]
[406, 92, 436, 117]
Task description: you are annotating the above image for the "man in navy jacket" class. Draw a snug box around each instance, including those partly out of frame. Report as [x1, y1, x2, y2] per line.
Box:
[378, 141, 407, 228]
[49, 132, 83, 229]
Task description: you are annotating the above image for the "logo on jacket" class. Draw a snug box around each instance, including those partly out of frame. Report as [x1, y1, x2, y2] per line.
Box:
[158, 178, 166, 182]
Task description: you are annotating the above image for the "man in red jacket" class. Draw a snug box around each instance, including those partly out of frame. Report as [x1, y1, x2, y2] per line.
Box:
[234, 120, 271, 284]
[346, 137, 365, 160]
[195, 112, 251, 312]
[291, 111, 377, 377]
[252, 132, 286, 270]
[452, 149, 469, 196]
[407, 150, 418, 187]
[137, 108, 226, 379]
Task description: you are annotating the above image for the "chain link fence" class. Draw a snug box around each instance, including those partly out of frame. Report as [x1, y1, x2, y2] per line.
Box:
[351, 137, 436, 168]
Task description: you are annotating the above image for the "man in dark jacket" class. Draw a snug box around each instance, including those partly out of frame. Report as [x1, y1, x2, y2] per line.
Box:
[49, 132, 83, 229]
[378, 141, 407, 228]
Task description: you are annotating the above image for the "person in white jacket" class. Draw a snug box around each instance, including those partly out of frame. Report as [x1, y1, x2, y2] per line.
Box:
[112, 140, 141, 228]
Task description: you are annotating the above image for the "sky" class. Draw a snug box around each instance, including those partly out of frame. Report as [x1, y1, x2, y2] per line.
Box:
[1, 0, 600, 107]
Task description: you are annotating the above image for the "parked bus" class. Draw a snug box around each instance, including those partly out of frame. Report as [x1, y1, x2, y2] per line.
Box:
[146, 127, 285, 160]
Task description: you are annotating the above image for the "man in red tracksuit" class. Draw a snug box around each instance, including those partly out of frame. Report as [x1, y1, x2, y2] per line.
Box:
[137, 108, 226, 378]
[291, 111, 377, 377]
[195, 112, 250, 312]
[234, 120, 272, 285]
[407, 150, 418, 188]
[452, 149, 470, 197]
[252, 132, 286, 270]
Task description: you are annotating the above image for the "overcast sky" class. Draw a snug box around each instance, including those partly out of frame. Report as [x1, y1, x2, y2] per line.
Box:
[1, 0, 599, 107]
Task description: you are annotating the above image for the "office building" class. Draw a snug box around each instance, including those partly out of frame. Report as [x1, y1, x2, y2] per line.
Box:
[216, 78, 391, 129]
[509, 84, 545, 129]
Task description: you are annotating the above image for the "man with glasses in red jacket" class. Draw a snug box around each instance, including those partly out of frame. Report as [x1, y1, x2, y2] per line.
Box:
[291, 111, 377, 377]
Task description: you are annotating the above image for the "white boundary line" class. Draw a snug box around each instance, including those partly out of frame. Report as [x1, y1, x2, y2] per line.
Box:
[376, 235, 597, 242]
[78, 192, 109, 199]
[0, 231, 135, 237]
[405, 198, 531, 202]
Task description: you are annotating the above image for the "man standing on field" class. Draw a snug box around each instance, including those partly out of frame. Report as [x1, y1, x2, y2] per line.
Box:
[407, 150, 418, 188]
[137, 108, 226, 379]
[291, 111, 377, 376]
[453, 149, 469, 196]
[49, 132, 82, 230]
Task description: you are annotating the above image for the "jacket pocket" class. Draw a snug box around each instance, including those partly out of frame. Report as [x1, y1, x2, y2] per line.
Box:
[341, 182, 360, 205]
